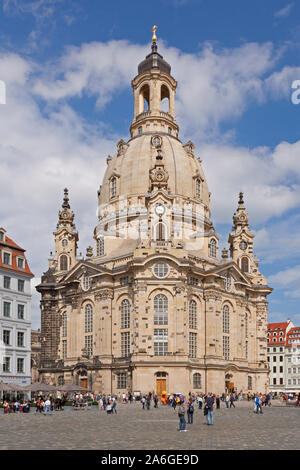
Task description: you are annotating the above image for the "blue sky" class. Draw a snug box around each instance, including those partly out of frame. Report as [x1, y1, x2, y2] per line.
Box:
[0, 0, 300, 328]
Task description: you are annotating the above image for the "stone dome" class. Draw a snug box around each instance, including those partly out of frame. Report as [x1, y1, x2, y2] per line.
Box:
[98, 133, 210, 213]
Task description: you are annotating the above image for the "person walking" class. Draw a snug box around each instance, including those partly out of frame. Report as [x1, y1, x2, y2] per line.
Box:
[216, 395, 220, 409]
[178, 402, 187, 431]
[230, 393, 235, 408]
[154, 395, 158, 408]
[225, 394, 230, 409]
[172, 396, 177, 412]
[43, 398, 52, 416]
[146, 395, 151, 410]
[112, 398, 117, 414]
[255, 395, 263, 414]
[205, 394, 215, 425]
[141, 396, 146, 409]
[187, 400, 194, 424]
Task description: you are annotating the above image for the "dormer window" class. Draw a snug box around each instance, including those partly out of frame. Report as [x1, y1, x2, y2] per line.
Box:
[17, 257, 25, 269]
[138, 126, 142, 135]
[3, 252, 11, 265]
[0, 231, 4, 242]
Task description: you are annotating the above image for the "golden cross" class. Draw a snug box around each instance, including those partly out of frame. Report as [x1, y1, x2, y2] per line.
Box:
[152, 25, 158, 43]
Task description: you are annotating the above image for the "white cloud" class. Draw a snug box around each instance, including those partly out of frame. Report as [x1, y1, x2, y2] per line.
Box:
[274, 3, 294, 19]
[32, 40, 281, 139]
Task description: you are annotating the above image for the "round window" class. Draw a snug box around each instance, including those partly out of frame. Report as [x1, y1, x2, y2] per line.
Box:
[153, 263, 169, 279]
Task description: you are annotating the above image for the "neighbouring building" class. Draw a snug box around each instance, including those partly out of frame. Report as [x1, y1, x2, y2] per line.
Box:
[267, 320, 294, 395]
[36, 33, 273, 396]
[285, 326, 300, 394]
[0, 228, 34, 387]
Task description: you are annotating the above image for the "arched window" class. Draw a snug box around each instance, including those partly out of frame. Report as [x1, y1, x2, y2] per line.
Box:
[60, 254, 68, 271]
[209, 238, 217, 258]
[139, 84, 150, 113]
[156, 222, 166, 241]
[223, 305, 230, 334]
[85, 304, 93, 333]
[241, 257, 249, 273]
[96, 237, 104, 256]
[111, 177, 117, 198]
[121, 299, 130, 329]
[161, 84, 170, 112]
[62, 312, 67, 337]
[193, 373, 201, 389]
[195, 178, 201, 199]
[189, 300, 197, 329]
[154, 294, 168, 325]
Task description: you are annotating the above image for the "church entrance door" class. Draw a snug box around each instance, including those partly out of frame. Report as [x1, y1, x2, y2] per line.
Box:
[156, 379, 166, 395]
[80, 378, 88, 390]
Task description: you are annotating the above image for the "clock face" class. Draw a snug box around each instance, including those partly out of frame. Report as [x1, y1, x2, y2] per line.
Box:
[240, 241, 247, 250]
[155, 204, 165, 216]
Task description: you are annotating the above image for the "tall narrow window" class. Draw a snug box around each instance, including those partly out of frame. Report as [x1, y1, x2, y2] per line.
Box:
[156, 222, 166, 241]
[62, 312, 67, 337]
[60, 255, 68, 271]
[62, 340, 67, 359]
[223, 336, 230, 360]
[97, 237, 104, 256]
[193, 373, 201, 389]
[121, 299, 130, 329]
[195, 178, 201, 199]
[154, 329, 168, 356]
[17, 358, 24, 373]
[85, 304, 93, 333]
[3, 302, 11, 317]
[154, 294, 168, 325]
[121, 331, 130, 357]
[241, 257, 249, 273]
[111, 177, 117, 198]
[85, 335, 93, 357]
[117, 372, 127, 389]
[245, 312, 248, 338]
[209, 238, 217, 258]
[189, 332, 197, 358]
[189, 300, 197, 329]
[222, 305, 230, 334]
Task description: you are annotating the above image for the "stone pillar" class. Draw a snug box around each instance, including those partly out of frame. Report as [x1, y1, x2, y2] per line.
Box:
[96, 289, 114, 363]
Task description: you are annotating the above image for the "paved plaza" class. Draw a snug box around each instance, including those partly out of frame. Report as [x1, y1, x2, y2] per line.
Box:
[0, 400, 299, 450]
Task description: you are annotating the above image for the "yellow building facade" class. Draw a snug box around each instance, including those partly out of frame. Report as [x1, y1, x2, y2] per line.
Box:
[37, 38, 272, 396]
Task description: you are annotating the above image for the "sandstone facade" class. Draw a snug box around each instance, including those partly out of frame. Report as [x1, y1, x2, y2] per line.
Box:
[36, 39, 272, 396]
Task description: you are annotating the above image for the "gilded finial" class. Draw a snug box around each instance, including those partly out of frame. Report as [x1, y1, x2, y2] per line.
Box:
[152, 25, 158, 43]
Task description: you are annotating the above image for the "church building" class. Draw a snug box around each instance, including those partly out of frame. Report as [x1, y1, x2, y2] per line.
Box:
[36, 31, 272, 396]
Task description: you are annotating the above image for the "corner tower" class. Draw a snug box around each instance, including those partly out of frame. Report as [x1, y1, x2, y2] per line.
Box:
[49, 188, 78, 276]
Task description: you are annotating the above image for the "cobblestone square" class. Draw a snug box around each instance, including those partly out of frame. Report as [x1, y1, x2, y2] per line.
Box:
[0, 401, 299, 450]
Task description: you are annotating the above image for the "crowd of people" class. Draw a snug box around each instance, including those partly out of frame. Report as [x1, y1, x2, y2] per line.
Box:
[1, 390, 299, 420]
